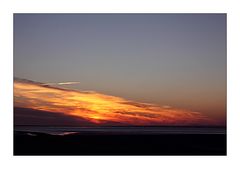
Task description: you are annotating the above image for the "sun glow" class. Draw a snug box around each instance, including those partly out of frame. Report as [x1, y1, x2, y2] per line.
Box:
[14, 78, 214, 125]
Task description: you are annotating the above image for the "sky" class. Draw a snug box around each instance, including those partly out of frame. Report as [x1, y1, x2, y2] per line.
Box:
[14, 14, 226, 125]
[14, 78, 213, 126]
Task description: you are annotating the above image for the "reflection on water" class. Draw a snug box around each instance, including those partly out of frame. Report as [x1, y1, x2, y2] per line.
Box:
[15, 126, 226, 135]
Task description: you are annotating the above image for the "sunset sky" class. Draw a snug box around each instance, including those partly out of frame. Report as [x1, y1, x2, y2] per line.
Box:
[14, 14, 226, 126]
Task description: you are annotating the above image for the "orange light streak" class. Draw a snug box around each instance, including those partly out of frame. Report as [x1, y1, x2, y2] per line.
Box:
[14, 78, 214, 125]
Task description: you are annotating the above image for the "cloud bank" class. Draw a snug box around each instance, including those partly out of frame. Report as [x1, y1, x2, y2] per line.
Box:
[14, 78, 215, 126]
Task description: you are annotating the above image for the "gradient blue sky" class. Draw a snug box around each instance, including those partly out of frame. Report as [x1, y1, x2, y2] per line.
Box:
[14, 14, 226, 122]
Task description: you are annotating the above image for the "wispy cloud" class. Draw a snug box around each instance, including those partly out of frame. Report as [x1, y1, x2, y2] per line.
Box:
[43, 81, 80, 85]
[14, 78, 215, 126]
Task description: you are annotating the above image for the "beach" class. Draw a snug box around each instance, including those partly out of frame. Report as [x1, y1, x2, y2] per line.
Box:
[14, 126, 226, 155]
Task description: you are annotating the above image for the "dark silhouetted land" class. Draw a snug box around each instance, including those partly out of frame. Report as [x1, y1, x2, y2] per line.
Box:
[14, 130, 226, 155]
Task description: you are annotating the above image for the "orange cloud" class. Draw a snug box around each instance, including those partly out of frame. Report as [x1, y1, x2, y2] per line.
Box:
[14, 78, 214, 126]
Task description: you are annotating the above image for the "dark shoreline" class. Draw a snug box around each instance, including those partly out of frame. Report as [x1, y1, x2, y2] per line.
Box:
[14, 131, 226, 155]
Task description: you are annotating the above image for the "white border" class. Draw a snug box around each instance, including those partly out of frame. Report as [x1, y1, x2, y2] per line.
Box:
[1, 0, 239, 169]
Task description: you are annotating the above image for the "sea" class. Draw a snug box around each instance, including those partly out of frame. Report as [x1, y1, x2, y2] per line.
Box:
[14, 126, 226, 136]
